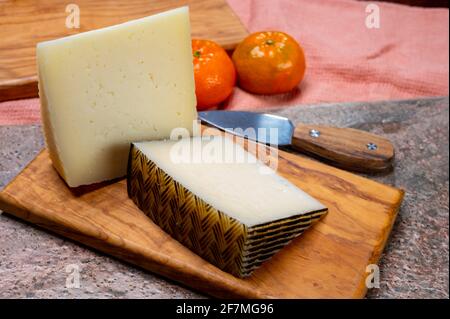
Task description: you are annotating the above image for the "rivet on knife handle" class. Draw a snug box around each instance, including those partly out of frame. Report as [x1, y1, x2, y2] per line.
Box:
[291, 124, 395, 173]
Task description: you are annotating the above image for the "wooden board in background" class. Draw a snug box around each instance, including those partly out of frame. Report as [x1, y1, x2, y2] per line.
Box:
[0, 0, 248, 102]
[0, 146, 404, 298]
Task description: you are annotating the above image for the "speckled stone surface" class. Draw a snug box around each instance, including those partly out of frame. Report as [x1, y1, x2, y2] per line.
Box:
[0, 97, 448, 299]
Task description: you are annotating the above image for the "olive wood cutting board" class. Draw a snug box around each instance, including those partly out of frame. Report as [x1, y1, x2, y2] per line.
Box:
[0, 140, 404, 298]
[0, 0, 247, 102]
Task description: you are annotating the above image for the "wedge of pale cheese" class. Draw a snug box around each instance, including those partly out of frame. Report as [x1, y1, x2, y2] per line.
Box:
[37, 7, 197, 187]
[127, 135, 328, 277]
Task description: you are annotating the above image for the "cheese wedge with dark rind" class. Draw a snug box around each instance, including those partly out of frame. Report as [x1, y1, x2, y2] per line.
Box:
[127, 136, 328, 277]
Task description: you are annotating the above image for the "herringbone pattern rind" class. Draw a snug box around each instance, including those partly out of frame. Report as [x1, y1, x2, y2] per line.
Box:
[127, 145, 248, 277]
[127, 144, 328, 278]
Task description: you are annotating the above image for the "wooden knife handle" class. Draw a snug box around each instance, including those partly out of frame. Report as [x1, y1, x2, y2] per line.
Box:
[291, 124, 395, 173]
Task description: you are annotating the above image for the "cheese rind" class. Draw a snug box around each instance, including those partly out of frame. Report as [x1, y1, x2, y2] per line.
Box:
[127, 136, 328, 277]
[37, 7, 197, 187]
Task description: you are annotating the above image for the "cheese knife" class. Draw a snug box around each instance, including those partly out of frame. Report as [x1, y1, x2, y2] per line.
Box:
[198, 110, 394, 173]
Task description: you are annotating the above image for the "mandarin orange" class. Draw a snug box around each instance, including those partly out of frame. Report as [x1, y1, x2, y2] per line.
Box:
[232, 31, 306, 95]
[192, 39, 236, 110]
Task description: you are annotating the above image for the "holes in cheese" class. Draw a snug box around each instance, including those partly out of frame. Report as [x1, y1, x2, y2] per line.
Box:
[37, 7, 197, 187]
[127, 136, 328, 277]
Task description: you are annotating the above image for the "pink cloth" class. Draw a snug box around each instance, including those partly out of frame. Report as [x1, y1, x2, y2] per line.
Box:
[0, 98, 41, 126]
[0, 0, 448, 125]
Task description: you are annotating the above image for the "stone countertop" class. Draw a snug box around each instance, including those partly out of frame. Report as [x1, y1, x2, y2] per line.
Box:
[0, 97, 448, 299]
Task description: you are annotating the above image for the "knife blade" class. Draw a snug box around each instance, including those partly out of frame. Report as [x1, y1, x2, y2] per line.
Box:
[198, 110, 394, 173]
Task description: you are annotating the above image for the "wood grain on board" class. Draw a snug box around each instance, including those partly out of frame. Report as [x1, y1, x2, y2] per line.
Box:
[0, 142, 404, 298]
[0, 0, 248, 101]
